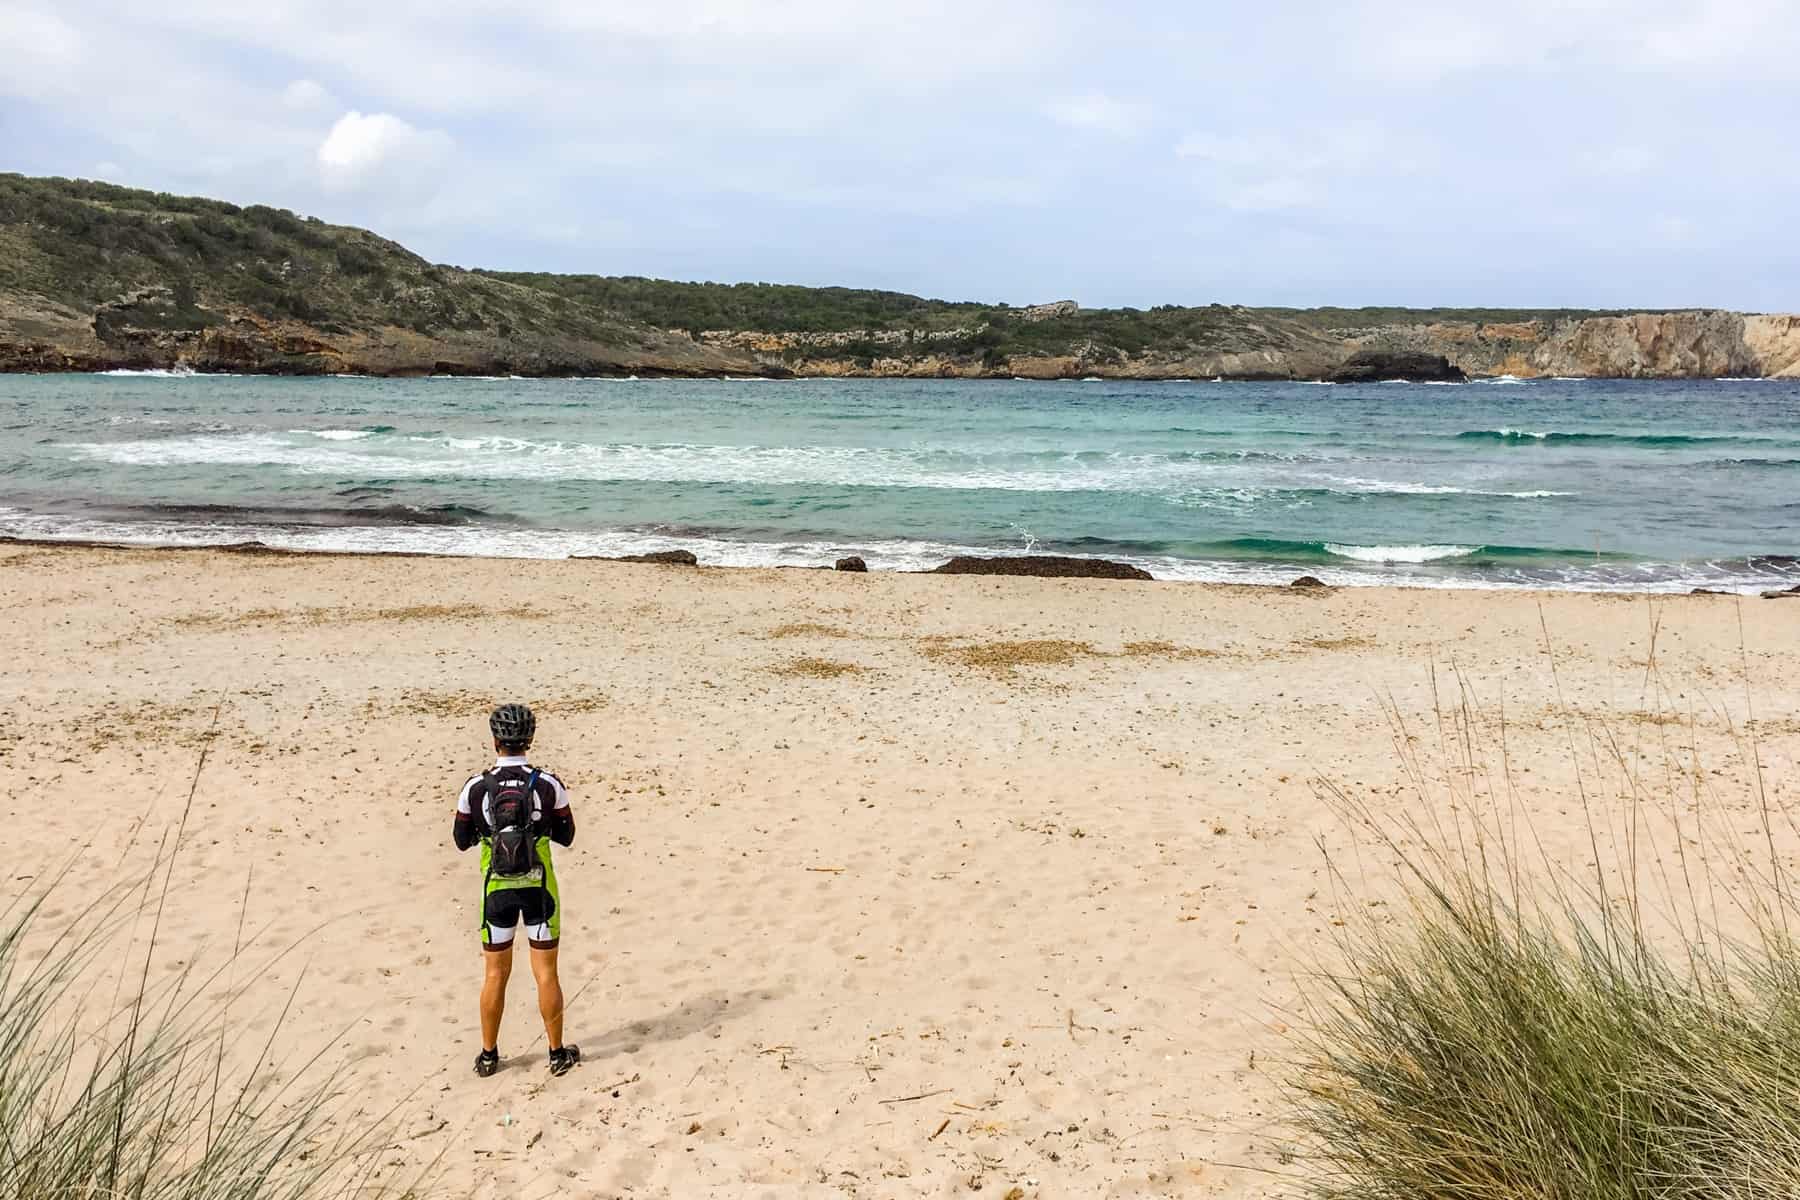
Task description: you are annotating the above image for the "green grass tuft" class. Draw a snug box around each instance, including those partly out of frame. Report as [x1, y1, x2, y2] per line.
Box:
[0, 881, 415, 1200]
[1289, 630, 1800, 1199]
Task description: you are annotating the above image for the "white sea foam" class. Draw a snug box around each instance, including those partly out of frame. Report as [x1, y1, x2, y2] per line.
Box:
[1330, 477, 1479, 495]
[62, 432, 1560, 500]
[98, 367, 198, 378]
[3, 504, 1784, 596]
[1473, 375, 1529, 385]
[1324, 543, 1480, 563]
[290, 428, 377, 441]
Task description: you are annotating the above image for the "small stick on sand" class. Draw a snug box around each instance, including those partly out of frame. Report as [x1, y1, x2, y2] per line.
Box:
[880, 1088, 952, 1105]
[929, 1118, 950, 1140]
[807, 866, 847, 873]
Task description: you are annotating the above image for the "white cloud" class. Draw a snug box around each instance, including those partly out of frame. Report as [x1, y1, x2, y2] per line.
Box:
[1328, 0, 1800, 81]
[1045, 92, 1149, 137]
[1222, 177, 1312, 213]
[1177, 124, 1403, 212]
[1583, 145, 1656, 175]
[1176, 124, 1393, 173]
[316, 110, 453, 193]
[281, 78, 333, 111]
[0, 1, 84, 95]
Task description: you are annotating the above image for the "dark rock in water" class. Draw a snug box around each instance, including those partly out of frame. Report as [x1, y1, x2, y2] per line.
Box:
[1692, 588, 1729, 595]
[1763, 585, 1800, 598]
[1327, 351, 1466, 384]
[834, 556, 868, 572]
[930, 555, 1153, 581]
[612, 549, 699, 566]
[1290, 575, 1329, 589]
[217, 541, 284, 555]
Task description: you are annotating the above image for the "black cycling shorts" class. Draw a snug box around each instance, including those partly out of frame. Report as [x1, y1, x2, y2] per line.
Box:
[482, 886, 559, 950]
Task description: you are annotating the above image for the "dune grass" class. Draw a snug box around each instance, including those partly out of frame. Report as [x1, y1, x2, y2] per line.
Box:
[2, 705, 415, 1200]
[1289, 611, 1800, 1198]
[0, 887, 410, 1200]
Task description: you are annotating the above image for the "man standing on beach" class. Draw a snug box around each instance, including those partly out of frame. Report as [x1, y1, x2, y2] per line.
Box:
[454, 703, 581, 1077]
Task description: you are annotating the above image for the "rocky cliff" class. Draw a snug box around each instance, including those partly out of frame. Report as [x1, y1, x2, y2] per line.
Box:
[0, 288, 758, 377]
[4, 174, 1796, 381]
[1345, 310, 1800, 379]
[750, 310, 1800, 381]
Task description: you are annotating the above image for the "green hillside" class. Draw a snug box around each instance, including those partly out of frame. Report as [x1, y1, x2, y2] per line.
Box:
[0, 174, 1744, 379]
[0, 173, 643, 345]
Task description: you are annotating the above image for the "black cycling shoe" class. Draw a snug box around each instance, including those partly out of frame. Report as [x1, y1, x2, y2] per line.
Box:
[547, 1044, 581, 1076]
[474, 1048, 499, 1077]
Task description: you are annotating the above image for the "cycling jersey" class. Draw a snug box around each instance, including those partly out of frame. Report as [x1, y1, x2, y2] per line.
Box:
[454, 756, 574, 949]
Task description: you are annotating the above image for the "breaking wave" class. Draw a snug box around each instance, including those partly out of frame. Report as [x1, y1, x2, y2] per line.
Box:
[63, 431, 1573, 498]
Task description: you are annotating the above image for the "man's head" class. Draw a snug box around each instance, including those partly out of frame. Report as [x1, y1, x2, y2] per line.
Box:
[489, 703, 537, 756]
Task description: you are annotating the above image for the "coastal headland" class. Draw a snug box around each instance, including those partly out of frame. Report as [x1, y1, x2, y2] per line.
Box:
[8, 540, 1796, 1195]
[6, 174, 1800, 381]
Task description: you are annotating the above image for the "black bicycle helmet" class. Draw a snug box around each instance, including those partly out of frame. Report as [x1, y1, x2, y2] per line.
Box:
[489, 703, 537, 749]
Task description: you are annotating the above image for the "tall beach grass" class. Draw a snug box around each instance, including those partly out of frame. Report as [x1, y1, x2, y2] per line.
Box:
[1289, 611, 1800, 1198]
[0, 881, 408, 1200]
[3, 700, 414, 1200]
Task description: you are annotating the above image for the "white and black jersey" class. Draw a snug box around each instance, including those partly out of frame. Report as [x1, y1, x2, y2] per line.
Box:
[453, 756, 575, 851]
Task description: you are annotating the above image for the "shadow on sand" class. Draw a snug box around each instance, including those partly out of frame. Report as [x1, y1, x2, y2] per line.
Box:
[576, 988, 777, 1061]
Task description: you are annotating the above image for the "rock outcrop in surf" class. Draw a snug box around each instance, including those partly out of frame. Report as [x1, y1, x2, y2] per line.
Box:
[1326, 352, 1466, 384]
[930, 555, 1154, 581]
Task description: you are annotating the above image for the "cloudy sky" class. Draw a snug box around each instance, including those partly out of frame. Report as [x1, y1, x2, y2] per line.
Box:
[4, 0, 1797, 309]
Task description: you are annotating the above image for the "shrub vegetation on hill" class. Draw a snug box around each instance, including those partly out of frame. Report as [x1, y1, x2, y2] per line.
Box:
[0, 173, 638, 343]
[0, 172, 1635, 368]
[489, 266, 1625, 365]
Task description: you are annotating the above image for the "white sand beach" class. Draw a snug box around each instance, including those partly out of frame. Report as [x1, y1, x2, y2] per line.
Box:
[4, 542, 1797, 1198]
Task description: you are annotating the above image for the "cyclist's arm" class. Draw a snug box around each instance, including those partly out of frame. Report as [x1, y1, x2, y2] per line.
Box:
[544, 772, 575, 847]
[453, 774, 482, 851]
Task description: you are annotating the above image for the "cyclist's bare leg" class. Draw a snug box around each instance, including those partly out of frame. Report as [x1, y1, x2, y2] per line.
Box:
[480, 942, 514, 1052]
[528, 944, 565, 1049]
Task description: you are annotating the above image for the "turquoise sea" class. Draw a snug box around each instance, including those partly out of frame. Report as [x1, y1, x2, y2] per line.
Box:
[2, 372, 1796, 592]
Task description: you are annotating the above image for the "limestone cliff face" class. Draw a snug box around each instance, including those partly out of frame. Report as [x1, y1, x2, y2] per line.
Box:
[6, 281, 1797, 381]
[1743, 314, 1800, 378]
[752, 310, 1800, 381]
[1355, 311, 1783, 379]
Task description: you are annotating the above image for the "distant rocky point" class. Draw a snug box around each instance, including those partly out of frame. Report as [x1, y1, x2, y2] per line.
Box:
[1326, 351, 1465, 384]
[4, 174, 1798, 380]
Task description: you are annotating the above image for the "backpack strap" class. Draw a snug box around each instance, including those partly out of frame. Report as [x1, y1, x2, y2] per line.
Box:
[476, 766, 543, 831]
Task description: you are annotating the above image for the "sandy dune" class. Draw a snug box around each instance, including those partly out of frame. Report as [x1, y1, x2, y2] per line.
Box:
[3, 543, 1796, 1198]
